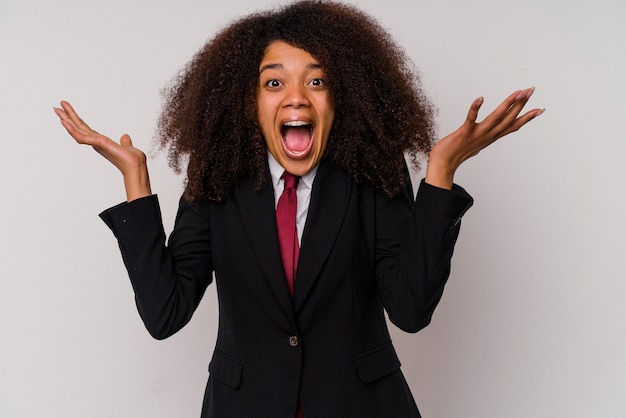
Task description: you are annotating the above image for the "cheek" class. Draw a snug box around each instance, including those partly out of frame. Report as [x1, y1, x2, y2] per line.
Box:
[257, 111, 272, 135]
[257, 98, 277, 132]
[319, 99, 335, 127]
[321, 109, 335, 138]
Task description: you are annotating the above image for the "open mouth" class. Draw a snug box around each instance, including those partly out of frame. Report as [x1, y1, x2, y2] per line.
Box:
[280, 121, 313, 158]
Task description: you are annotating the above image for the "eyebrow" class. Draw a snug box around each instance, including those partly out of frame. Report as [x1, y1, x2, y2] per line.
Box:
[259, 62, 323, 74]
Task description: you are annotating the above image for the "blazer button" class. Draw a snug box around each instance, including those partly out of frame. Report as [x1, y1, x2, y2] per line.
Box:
[289, 336, 299, 347]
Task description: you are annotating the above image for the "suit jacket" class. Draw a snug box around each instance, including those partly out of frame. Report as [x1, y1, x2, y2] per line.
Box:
[100, 159, 473, 418]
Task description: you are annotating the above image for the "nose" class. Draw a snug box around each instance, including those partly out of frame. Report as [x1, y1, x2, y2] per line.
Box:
[282, 84, 310, 108]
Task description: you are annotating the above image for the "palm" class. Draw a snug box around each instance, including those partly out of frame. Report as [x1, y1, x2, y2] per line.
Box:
[54, 100, 152, 201]
[54, 101, 146, 175]
[434, 88, 543, 170]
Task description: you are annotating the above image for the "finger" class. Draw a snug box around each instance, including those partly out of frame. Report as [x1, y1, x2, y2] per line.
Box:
[492, 88, 538, 135]
[55, 107, 105, 147]
[455, 96, 484, 139]
[59, 117, 97, 145]
[503, 87, 535, 116]
[59, 100, 96, 133]
[119, 134, 132, 147]
[55, 109, 81, 137]
[53, 106, 67, 120]
[465, 96, 484, 124]
[489, 88, 528, 121]
[54, 106, 78, 134]
[495, 107, 545, 139]
[502, 88, 529, 112]
[481, 87, 535, 137]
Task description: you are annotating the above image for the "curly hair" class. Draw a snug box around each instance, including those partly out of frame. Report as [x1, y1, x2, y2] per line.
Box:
[158, 0, 436, 203]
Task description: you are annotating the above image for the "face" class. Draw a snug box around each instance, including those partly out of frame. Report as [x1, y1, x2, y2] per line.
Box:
[257, 41, 335, 176]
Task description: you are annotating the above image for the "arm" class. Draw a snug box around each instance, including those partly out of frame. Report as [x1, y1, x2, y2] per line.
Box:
[53, 101, 151, 201]
[100, 195, 214, 339]
[379, 88, 543, 332]
[55, 101, 211, 338]
[376, 177, 472, 333]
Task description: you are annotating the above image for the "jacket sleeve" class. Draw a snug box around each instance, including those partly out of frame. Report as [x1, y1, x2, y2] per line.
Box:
[375, 179, 473, 333]
[99, 195, 213, 340]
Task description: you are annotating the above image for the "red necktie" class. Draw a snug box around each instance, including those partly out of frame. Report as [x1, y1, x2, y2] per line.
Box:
[276, 172, 300, 298]
[276, 172, 304, 417]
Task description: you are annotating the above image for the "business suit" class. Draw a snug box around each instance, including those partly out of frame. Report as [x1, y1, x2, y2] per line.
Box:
[100, 159, 473, 417]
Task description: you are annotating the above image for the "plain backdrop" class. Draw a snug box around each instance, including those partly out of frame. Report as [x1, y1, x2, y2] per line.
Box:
[1, 0, 625, 417]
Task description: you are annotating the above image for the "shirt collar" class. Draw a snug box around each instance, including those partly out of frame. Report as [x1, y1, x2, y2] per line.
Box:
[267, 152, 318, 190]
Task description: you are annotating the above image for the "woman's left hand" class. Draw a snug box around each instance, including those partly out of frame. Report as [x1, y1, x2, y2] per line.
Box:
[425, 87, 544, 189]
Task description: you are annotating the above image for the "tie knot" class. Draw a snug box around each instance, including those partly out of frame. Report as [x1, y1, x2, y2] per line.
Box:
[282, 172, 299, 189]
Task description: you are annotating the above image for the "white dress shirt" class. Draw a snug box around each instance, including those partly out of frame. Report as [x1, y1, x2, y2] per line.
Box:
[267, 152, 318, 245]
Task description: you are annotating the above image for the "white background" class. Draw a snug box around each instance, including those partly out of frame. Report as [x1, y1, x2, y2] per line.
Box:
[1, 0, 625, 417]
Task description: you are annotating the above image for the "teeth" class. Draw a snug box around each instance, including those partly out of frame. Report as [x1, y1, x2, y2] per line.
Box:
[283, 121, 310, 127]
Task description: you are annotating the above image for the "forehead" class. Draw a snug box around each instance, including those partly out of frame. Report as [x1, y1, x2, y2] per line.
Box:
[259, 41, 321, 70]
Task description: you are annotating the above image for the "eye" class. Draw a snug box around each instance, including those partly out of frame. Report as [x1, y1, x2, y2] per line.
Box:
[309, 78, 324, 87]
[265, 79, 282, 88]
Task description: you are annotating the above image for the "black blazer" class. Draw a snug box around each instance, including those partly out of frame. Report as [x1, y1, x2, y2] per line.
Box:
[100, 160, 473, 418]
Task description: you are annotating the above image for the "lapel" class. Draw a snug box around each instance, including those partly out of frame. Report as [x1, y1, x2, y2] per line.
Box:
[234, 173, 296, 326]
[294, 160, 352, 313]
[233, 160, 352, 322]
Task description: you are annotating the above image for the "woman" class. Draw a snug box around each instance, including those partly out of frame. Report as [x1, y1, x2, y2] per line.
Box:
[54, 1, 542, 417]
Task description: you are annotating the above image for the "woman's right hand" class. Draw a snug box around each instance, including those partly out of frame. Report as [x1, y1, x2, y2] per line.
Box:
[54, 101, 152, 201]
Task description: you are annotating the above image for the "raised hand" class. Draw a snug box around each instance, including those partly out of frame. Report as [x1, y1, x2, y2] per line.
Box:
[425, 87, 544, 189]
[54, 101, 152, 201]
